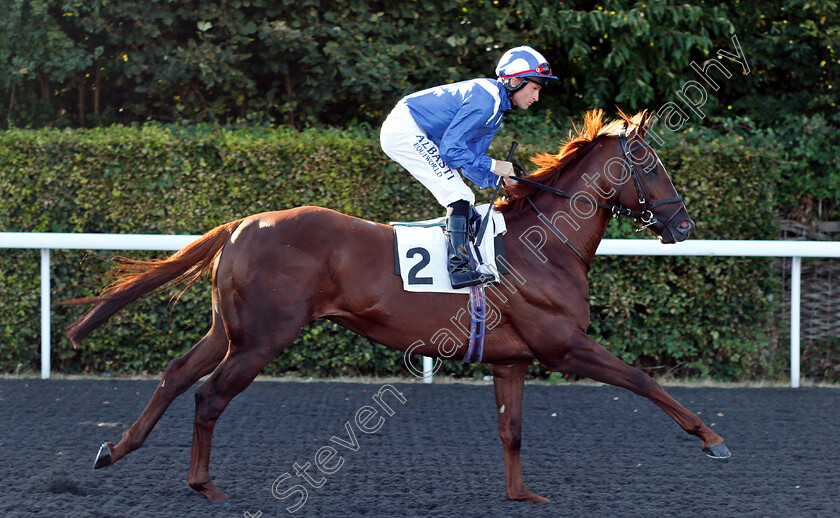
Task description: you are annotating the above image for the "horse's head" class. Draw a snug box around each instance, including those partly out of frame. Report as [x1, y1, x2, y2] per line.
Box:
[497, 109, 695, 250]
[614, 127, 694, 244]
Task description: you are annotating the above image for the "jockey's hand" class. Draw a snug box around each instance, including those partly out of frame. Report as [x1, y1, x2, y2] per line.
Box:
[492, 160, 514, 178]
[493, 161, 518, 187]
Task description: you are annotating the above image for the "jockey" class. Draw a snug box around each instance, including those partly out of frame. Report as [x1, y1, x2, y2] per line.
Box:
[381, 46, 557, 289]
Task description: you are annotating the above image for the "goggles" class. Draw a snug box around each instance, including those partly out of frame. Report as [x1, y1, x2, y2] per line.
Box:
[501, 62, 552, 79]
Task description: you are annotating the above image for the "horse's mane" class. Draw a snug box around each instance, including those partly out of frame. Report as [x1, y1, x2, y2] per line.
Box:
[495, 108, 653, 214]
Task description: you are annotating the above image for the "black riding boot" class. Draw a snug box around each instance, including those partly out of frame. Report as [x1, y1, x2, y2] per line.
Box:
[445, 215, 485, 289]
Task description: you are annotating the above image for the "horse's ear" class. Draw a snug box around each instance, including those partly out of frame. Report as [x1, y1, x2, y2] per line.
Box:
[615, 107, 651, 138]
[622, 109, 653, 138]
[636, 110, 654, 138]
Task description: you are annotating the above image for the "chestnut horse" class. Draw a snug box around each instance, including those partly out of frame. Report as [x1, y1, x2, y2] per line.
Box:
[66, 110, 730, 503]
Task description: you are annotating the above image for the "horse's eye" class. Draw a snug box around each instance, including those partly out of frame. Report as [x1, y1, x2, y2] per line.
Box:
[643, 164, 657, 175]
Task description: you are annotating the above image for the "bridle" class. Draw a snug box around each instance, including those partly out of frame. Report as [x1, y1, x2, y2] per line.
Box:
[510, 129, 686, 269]
[617, 130, 685, 233]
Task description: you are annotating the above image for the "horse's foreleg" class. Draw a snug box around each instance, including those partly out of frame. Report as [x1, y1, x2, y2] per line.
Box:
[492, 362, 550, 503]
[94, 326, 228, 469]
[543, 335, 730, 458]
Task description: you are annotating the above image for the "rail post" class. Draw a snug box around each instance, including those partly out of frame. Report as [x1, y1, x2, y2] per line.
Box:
[790, 256, 801, 388]
[40, 248, 51, 380]
[422, 356, 434, 384]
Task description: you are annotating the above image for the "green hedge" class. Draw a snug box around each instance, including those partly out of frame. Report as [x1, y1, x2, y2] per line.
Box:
[0, 122, 786, 380]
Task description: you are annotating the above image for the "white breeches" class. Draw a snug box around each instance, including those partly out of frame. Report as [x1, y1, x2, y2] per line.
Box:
[380, 102, 476, 207]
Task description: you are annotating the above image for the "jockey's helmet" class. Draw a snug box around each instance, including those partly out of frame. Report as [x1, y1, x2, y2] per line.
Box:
[495, 46, 559, 94]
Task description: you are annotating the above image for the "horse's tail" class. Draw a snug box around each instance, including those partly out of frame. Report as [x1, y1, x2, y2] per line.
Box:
[64, 219, 244, 346]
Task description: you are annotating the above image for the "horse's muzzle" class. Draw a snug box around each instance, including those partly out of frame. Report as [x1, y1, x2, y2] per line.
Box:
[655, 205, 694, 244]
[667, 217, 695, 243]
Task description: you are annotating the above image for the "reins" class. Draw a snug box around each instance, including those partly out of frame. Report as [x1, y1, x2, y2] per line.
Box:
[510, 173, 649, 220]
[509, 129, 686, 269]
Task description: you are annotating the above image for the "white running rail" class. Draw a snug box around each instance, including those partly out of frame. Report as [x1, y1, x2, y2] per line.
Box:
[1, 233, 839, 387]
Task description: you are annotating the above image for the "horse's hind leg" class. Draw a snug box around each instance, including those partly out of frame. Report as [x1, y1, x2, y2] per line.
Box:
[540, 333, 730, 458]
[186, 320, 304, 501]
[94, 324, 228, 469]
[492, 362, 550, 503]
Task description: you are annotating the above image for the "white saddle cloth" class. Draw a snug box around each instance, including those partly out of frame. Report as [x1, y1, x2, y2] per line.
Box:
[391, 204, 507, 294]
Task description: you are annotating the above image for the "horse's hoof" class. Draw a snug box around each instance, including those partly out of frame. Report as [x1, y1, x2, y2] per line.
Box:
[93, 442, 112, 469]
[516, 493, 551, 504]
[508, 487, 551, 503]
[190, 479, 230, 501]
[702, 441, 731, 459]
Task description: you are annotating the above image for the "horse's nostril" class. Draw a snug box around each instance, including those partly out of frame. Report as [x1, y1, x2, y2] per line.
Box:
[677, 220, 693, 232]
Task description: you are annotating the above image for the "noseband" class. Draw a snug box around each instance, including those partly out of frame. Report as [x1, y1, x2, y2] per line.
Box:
[511, 129, 686, 269]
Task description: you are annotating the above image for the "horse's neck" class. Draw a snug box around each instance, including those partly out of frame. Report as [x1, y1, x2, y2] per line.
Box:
[550, 167, 612, 265]
[506, 152, 614, 271]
